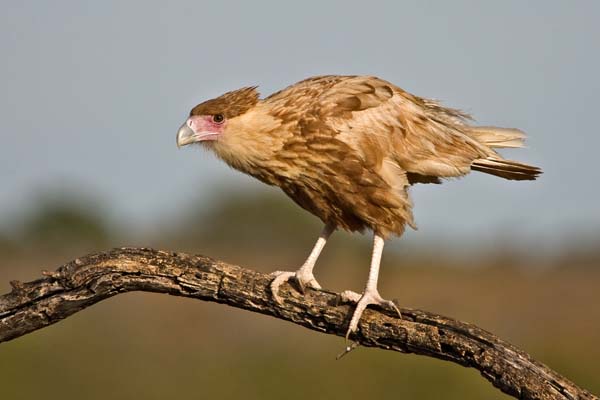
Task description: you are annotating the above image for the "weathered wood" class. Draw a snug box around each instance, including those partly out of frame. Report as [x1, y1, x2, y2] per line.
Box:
[0, 247, 595, 399]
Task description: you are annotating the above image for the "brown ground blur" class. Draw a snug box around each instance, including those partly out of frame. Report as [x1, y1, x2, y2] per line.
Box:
[1, 189, 598, 399]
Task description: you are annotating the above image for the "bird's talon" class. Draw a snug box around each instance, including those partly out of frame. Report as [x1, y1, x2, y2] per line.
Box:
[270, 271, 295, 305]
[386, 300, 403, 319]
[296, 279, 306, 295]
[339, 290, 362, 304]
[345, 328, 354, 342]
[342, 288, 401, 339]
[270, 270, 323, 304]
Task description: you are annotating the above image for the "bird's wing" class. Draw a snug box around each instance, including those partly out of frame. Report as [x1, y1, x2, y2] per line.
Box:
[317, 76, 492, 180]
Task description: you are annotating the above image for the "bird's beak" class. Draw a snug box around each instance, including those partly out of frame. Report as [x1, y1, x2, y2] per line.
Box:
[177, 118, 221, 148]
[176, 122, 196, 148]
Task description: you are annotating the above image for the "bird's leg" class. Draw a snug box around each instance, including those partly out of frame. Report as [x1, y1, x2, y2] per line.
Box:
[270, 224, 335, 304]
[340, 234, 402, 340]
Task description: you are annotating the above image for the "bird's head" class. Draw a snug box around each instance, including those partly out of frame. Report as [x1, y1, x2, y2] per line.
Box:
[176, 86, 260, 148]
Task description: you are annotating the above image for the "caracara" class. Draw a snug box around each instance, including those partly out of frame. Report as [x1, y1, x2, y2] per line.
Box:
[176, 75, 541, 338]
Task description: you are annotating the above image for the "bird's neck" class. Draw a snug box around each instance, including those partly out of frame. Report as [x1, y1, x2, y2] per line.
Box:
[210, 104, 290, 180]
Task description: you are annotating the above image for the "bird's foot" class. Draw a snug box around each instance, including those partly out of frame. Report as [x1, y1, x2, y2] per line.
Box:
[270, 269, 322, 304]
[339, 289, 402, 340]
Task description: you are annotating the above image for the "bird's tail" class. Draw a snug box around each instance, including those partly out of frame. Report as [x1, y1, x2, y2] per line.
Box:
[467, 126, 542, 181]
[471, 157, 541, 180]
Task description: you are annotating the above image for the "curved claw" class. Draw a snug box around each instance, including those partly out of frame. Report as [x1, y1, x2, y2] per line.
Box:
[342, 289, 402, 341]
[270, 270, 322, 305]
[270, 271, 296, 305]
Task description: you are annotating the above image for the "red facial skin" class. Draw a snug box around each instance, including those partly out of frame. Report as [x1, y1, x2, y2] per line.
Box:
[187, 115, 226, 141]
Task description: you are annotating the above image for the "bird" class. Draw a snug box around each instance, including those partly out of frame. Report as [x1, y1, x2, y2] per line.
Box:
[176, 75, 541, 339]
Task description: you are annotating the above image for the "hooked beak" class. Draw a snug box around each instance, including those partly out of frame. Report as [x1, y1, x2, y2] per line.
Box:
[176, 122, 196, 148]
[176, 119, 221, 148]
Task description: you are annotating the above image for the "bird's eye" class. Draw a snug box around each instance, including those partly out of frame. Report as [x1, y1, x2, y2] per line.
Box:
[212, 114, 225, 124]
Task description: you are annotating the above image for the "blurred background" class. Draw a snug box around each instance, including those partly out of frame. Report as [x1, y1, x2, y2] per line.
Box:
[1, 1, 599, 398]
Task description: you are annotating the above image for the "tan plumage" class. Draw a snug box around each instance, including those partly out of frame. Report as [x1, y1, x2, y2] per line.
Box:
[192, 75, 540, 238]
[177, 75, 541, 338]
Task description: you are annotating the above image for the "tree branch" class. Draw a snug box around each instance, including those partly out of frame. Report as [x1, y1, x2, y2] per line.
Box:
[0, 248, 595, 399]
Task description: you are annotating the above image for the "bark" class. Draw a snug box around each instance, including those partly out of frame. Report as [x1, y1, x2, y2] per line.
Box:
[0, 247, 595, 400]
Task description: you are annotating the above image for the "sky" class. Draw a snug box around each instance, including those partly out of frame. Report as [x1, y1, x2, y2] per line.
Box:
[1, 1, 599, 245]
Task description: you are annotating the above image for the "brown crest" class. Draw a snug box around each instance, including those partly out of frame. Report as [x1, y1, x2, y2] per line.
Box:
[190, 86, 259, 119]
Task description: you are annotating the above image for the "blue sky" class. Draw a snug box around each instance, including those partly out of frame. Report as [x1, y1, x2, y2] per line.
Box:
[1, 1, 599, 245]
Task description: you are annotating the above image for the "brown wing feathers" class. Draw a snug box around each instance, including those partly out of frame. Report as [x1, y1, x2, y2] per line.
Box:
[196, 75, 541, 238]
[387, 83, 541, 182]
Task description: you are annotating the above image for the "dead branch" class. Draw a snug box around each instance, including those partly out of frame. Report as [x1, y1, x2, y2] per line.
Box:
[0, 248, 595, 399]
